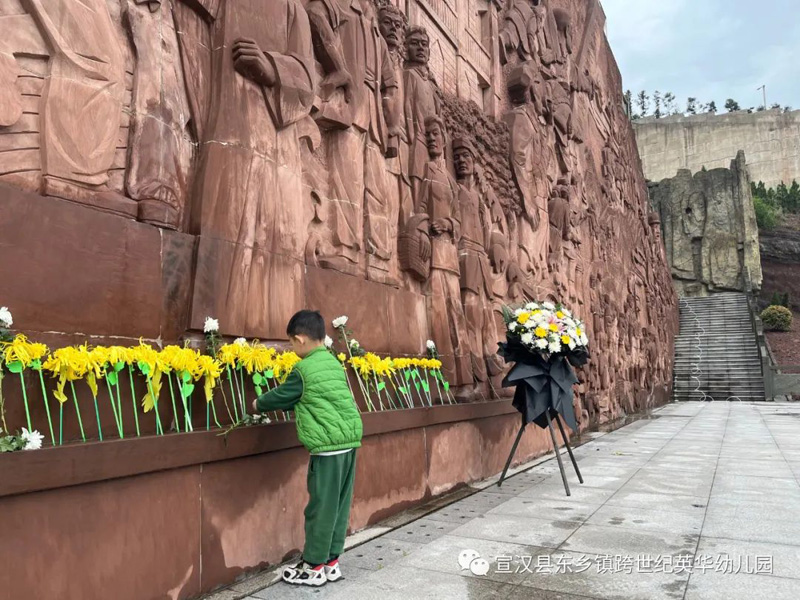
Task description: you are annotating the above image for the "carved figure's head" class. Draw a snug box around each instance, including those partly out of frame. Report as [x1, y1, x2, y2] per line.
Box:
[406, 26, 430, 66]
[378, 4, 407, 51]
[425, 115, 446, 159]
[452, 138, 476, 180]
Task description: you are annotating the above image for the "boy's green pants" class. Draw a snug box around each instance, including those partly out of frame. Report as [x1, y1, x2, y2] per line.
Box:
[303, 450, 357, 566]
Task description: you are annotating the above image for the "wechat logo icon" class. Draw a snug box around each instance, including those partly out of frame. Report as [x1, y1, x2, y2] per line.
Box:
[458, 549, 491, 576]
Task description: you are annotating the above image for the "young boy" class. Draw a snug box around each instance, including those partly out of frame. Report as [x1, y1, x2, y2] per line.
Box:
[252, 310, 363, 587]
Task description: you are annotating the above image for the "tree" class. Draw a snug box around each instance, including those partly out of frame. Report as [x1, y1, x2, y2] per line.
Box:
[686, 97, 698, 114]
[636, 90, 650, 117]
[653, 90, 662, 118]
[771, 103, 782, 110]
[663, 92, 678, 115]
[705, 101, 718, 113]
[725, 98, 741, 112]
[624, 90, 637, 119]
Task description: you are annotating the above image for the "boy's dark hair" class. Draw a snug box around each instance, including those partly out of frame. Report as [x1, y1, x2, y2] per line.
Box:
[287, 310, 326, 341]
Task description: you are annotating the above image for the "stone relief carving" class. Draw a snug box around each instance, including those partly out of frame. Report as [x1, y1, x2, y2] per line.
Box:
[0, 0, 678, 417]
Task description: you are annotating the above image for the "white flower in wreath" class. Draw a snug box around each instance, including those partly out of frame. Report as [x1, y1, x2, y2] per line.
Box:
[548, 341, 562, 354]
[525, 302, 539, 311]
[332, 316, 349, 329]
[426, 340, 437, 351]
[0, 306, 13, 328]
[542, 301, 556, 311]
[204, 317, 220, 333]
[324, 335, 334, 349]
[535, 338, 548, 350]
[508, 322, 518, 332]
[580, 333, 589, 346]
[567, 338, 577, 351]
[349, 338, 360, 349]
[234, 337, 248, 346]
[21, 428, 44, 451]
[520, 332, 534, 345]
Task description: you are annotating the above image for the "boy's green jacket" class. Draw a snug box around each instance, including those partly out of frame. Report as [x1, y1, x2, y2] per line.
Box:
[256, 346, 363, 454]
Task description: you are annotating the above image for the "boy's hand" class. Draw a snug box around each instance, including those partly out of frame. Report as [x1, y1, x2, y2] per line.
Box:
[252, 399, 259, 414]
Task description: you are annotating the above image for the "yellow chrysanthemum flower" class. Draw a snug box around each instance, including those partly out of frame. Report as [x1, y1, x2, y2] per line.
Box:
[561, 335, 571, 345]
[556, 311, 565, 319]
[337, 353, 347, 363]
[517, 312, 531, 325]
[535, 327, 547, 338]
[2, 334, 48, 368]
[548, 324, 559, 333]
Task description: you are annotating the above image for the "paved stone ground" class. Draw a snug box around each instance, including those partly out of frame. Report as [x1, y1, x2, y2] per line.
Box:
[206, 402, 800, 600]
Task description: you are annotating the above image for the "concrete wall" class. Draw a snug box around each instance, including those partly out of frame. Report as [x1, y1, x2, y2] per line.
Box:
[634, 110, 800, 188]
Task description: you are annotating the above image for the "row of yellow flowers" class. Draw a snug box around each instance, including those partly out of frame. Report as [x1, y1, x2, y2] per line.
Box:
[0, 326, 454, 450]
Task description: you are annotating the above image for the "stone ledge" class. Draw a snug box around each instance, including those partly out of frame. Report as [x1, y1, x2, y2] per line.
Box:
[0, 400, 517, 498]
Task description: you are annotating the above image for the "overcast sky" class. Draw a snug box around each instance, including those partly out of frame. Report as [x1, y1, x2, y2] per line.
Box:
[601, 0, 800, 113]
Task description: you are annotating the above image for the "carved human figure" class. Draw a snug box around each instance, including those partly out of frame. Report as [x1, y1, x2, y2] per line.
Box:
[499, 0, 558, 66]
[188, 0, 316, 337]
[404, 26, 442, 206]
[504, 64, 549, 278]
[125, 0, 194, 230]
[307, 0, 400, 282]
[26, 0, 128, 210]
[547, 180, 571, 290]
[418, 116, 472, 387]
[453, 138, 504, 392]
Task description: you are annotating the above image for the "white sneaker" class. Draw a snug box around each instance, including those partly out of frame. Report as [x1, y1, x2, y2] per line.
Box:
[281, 561, 326, 587]
[324, 558, 343, 582]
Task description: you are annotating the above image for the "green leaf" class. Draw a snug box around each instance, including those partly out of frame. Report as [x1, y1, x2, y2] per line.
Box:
[411, 369, 420, 380]
[7, 361, 23, 374]
[443, 382, 450, 392]
[137, 361, 151, 375]
[421, 381, 430, 393]
[255, 385, 263, 396]
[377, 382, 386, 392]
[181, 370, 192, 383]
[265, 370, 274, 379]
[398, 386, 408, 394]
[414, 382, 420, 392]
[253, 373, 263, 385]
[114, 361, 125, 372]
[30, 359, 42, 371]
[180, 383, 195, 398]
[404, 370, 412, 381]
[107, 371, 119, 386]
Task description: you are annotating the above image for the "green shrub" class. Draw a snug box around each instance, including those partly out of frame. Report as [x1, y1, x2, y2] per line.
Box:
[761, 305, 793, 331]
[753, 195, 781, 230]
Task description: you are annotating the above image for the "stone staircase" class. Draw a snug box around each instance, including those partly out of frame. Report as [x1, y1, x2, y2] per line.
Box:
[673, 293, 766, 401]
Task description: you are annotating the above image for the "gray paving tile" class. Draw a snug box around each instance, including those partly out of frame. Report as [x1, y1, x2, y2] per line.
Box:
[701, 514, 800, 546]
[696, 537, 800, 581]
[488, 497, 600, 523]
[605, 490, 709, 514]
[230, 571, 280, 594]
[585, 504, 704, 536]
[517, 483, 617, 505]
[397, 533, 546, 586]
[319, 565, 515, 600]
[383, 518, 462, 545]
[450, 513, 582, 548]
[561, 523, 699, 558]
[341, 538, 424, 571]
[684, 571, 797, 600]
[516, 550, 690, 600]
[205, 591, 242, 600]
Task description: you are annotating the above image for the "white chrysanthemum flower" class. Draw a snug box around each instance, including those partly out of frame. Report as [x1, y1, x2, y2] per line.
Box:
[349, 338, 360, 348]
[21, 428, 44, 451]
[332, 316, 349, 329]
[234, 337, 248, 346]
[324, 335, 334, 348]
[513, 308, 523, 317]
[580, 333, 589, 346]
[542, 301, 555, 310]
[508, 322, 518, 332]
[568, 339, 577, 350]
[0, 306, 12, 328]
[426, 340, 436, 351]
[203, 317, 219, 333]
[520, 332, 534, 345]
[536, 339, 548, 350]
[548, 341, 562, 354]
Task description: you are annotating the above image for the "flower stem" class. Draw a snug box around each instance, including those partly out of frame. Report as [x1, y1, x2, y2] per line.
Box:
[105, 378, 123, 439]
[226, 365, 240, 423]
[59, 402, 63, 445]
[211, 398, 221, 428]
[91, 391, 103, 442]
[237, 366, 246, 417]
[69, 381, 86, 442]
[127, 366, 141, 437]
[167, 374, 181, 433]
[36, 370, 56, 445]
[145, 377, 164, 435]
[175, 373, 193, 432]
[18, 372, 32, 432]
